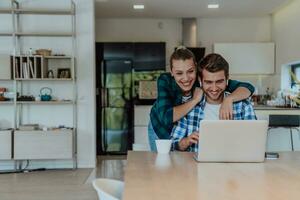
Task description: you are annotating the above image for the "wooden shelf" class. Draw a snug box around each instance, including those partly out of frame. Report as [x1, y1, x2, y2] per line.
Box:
[0, 8, 11, 14]
[44, 56, 72, 59]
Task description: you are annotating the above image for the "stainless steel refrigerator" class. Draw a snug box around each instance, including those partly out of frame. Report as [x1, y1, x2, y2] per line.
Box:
[100, 59, 133, 154]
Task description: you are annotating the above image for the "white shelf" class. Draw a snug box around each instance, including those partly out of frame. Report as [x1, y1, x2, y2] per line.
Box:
[14, 8, 74, 15]
[0, 101, 14, 105]
[0, 8, 74, 15]
[15, 78, 73, 81]
[17, 101, 74, 105]
[0, 32, 12, 36]
[1, 32, 74, 37]
[0, 79, 13, 81]
[0, 0, 77, 166]
[15, 32, 74, 37]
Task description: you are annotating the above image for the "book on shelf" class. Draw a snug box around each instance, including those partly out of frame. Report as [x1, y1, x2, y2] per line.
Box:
[29, 60, 36, 78]
[22, 62, 29, 79]
[15, 58, 19, 78]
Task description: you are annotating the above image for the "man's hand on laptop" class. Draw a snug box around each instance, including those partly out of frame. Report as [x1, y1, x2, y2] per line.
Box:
[178, 132, 199, 151]
[219, 96, 233, 120]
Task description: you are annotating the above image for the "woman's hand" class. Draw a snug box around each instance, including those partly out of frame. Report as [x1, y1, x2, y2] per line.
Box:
[192, 87, 203, 103]
[219, 96, 233, 120]
[178, 132, 199, 151]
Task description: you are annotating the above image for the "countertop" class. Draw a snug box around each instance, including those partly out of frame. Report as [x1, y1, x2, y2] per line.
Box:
[254, 105, 300, 110]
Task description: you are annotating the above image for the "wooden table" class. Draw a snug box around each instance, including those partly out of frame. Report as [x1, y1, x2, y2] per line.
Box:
[123, 151, 300, 200]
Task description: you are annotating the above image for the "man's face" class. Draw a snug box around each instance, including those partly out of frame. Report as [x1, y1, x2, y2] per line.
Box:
[201, 69, 227, 104]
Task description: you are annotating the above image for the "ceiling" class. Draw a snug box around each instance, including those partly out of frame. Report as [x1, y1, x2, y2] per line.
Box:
[95, 0, 291, 18]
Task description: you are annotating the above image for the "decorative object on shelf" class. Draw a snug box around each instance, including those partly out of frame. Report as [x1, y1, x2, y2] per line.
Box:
[19, 124, 39, 131]
[47, 70, 54, 78]
[0, 88, 7, 101]
[17, 95, 35, 101]
[57, 68, 71, 78]
[35, 49, 52, 57]
[40, 87, 52, 101]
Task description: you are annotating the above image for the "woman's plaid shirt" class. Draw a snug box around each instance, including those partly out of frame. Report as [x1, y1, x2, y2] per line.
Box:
[171, 93, 257, 152]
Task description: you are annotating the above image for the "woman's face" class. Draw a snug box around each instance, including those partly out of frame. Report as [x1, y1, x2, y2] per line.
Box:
[171, 58, 196, 95]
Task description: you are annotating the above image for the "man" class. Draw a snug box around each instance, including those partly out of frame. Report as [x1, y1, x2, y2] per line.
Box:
[171, 53, 256, 152]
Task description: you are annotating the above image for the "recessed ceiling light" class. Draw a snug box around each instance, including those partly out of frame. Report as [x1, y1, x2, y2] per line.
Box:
[208, 4, 219, 9]
[133, 4, 144, 10]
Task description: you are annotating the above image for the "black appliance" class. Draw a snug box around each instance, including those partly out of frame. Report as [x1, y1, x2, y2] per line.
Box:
[187, 47, 205, 63]
[96, 42, 166, 155]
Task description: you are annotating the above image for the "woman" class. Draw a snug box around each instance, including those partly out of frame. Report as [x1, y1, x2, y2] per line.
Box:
[148, 47, 255, 152]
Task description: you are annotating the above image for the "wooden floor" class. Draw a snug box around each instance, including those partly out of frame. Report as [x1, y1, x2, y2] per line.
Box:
[0, 156, 127, 200]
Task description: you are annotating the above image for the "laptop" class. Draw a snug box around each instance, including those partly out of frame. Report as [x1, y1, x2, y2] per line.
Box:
[194, 120, 268, 163]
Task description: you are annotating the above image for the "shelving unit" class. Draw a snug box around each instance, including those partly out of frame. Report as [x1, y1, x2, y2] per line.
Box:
[0, 0, 77, 169]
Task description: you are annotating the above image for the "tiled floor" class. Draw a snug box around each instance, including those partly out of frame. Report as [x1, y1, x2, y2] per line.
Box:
[0, 156, 127, 200]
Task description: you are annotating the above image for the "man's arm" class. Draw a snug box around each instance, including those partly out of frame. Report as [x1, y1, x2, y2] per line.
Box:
[171, 118, 188, 151]
[178, 132, 199, 151]
[241, 100, 257, 120]
[220, 87, 252, 120]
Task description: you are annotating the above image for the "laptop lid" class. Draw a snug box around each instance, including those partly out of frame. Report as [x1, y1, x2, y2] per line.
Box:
[195, 120, 268, 163]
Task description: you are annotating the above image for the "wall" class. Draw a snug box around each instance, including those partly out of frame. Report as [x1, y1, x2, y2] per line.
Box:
[197, 17, 272, 54]
[95, 18, 182, 70]
[74, 0, 96, 168]
[197, 17, 275, 94]
[272, 0, 300, 90]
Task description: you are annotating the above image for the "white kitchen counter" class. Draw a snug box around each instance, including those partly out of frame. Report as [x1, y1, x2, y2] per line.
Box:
[134, 105, 300, 152]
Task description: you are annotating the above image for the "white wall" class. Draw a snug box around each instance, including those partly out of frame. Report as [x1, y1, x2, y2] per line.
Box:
[74, 0, 96, 168]
[197, 17, 272, 54]
[272, 0, 300, 90]
[96, 18, 182, 69]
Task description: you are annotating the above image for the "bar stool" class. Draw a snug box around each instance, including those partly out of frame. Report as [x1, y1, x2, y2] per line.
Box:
[268, 115, 300, 151]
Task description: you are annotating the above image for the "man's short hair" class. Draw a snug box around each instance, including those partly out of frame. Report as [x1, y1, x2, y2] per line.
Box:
[170, 46, 196, 70]
[198, 53, 229, 79]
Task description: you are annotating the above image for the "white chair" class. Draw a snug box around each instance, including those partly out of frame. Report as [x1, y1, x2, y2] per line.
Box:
[92, 178, 124, 200]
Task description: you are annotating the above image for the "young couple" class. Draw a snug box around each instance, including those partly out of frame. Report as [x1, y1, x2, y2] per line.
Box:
[149, 47, 256, 152]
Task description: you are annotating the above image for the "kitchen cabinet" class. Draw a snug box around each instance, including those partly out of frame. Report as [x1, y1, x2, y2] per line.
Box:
[134, 105, 300, 152]
[214, 43, 275, 74]
[134, 42, 165, 71]
[0, 54, 11, 80]
[14, 130, 73, 160]
[133, 105, 151, 151]
[0, 130, 12, 160]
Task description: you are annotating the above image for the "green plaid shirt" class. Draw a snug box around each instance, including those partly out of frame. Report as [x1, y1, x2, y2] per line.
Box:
[150, 73, 255, 139]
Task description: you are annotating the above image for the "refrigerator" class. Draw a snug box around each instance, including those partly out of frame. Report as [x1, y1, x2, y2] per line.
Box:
[100, 59, 133, 154]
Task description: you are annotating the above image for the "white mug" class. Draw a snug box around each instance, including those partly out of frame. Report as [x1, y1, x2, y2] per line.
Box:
[155, 139, 172, 154]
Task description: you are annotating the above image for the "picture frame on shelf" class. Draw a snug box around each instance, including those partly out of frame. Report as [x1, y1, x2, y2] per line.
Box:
[57, 68, 71, 79]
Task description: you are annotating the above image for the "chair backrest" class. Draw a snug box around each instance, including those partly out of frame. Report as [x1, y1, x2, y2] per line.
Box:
[269, 115, 300, 127]
[92, 178, 124, 200]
